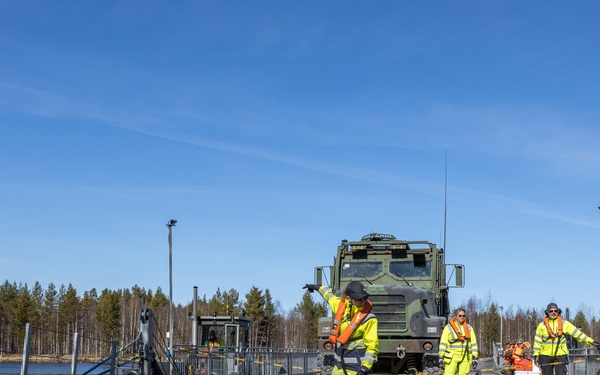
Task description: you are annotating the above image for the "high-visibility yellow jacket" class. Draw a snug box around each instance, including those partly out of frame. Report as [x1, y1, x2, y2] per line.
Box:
[318, 286, 379, 372]
[533, 318, 594, 356]
[438, 322, 478, 361]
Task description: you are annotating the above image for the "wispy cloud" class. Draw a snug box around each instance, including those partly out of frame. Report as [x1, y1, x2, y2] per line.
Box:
[3, 82, 599, 229]
[424, 103, 600, 178]
[451, 185, 600, 230]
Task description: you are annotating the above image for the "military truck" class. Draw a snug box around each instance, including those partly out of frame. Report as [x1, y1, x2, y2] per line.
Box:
[314, 232, 464, 375]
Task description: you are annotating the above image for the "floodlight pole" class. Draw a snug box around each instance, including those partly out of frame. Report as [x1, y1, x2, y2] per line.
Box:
[166, 219, 177, 375]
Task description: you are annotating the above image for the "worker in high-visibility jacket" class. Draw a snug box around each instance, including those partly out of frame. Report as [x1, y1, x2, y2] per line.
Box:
[533, 303, 599, 375]
[439, 307, 479, 375]
[304, 281, 379, 375]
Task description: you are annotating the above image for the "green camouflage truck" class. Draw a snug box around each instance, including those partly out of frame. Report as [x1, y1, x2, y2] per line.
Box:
[314, 232, 464, 375]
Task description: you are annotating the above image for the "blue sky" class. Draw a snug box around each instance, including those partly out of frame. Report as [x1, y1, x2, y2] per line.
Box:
[1, 1, 600, 319]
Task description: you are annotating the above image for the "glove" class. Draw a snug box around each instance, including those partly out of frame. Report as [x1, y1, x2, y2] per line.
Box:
[357, 366, 369, 375]
[303, 284, 320, 293]
[533, 356, 539, 366]
[438, 358, 444, 367]
[472, 358, 478, 369]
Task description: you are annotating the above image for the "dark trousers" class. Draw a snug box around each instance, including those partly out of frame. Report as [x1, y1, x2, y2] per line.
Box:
[538, 355, 567, 375]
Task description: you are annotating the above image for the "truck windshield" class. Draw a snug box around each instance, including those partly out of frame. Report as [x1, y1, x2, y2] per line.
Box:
[342, 262, 382, 278]
[390, 261, 431, 277]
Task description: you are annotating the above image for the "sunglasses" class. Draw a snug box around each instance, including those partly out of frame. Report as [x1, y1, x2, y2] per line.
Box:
[548, 309, 558, 313]
[457, 314, 466, 317]
[352, 296, 367, 302]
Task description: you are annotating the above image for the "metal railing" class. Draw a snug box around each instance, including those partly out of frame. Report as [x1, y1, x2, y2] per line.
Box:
[171, 346, 318, 375]
[567, 347, 600, 375]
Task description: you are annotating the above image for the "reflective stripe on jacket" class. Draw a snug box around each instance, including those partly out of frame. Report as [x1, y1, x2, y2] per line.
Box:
[533, 318, 594, 356]
[318, 286, 379, 371]
[438, 322, 478, 359]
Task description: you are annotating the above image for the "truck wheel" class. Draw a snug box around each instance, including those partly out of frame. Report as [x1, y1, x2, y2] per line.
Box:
[423, 354, 441, 375]
[317, 352, 334, 375]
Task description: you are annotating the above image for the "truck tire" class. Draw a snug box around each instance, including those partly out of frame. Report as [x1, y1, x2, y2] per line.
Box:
[423, 354, 441, 375]
[317, 352, 334, 375]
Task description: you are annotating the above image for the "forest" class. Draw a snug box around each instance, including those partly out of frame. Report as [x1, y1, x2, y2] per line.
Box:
[1, 280, 599, 360]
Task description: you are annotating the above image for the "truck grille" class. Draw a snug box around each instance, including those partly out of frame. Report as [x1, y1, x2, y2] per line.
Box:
[369, 295, 407, 332]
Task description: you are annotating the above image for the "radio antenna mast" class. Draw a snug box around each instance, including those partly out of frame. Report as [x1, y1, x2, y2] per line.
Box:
[443, 150, 448, 263]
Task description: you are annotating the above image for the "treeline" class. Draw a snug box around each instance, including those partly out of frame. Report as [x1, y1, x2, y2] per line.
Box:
[0, 280, 328, 359]
[2, 280, 599, 359]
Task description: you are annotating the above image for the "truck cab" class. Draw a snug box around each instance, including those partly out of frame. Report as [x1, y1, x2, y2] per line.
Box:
[315, 233, 465, 375]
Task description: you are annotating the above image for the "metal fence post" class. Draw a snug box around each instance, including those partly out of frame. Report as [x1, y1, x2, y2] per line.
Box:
[71, 332, 80, 375]
[20, 323, 32, 375]
[110, 341, 118, 375]
[304, 350, 308, 375]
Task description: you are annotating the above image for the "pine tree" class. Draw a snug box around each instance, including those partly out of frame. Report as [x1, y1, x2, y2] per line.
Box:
[0, 281, 18, 354]
[81, 288, 99, 356]
[244, 286, 265, 347]
[42, 282, 58, 355]
[572, 310, 590, 348]
[208, 288, 224, 315]
[96, 289, 122, 348]
[481, 303, 501, 355]
[30, 282, 44, 353]
[223, 288, 240, 316]
[58, 284, 81, 352]
[12, 283, 32, 350]
[295, 290, 328, 349]
[263, 289, 278, 347]
[150, 287, 169, 310]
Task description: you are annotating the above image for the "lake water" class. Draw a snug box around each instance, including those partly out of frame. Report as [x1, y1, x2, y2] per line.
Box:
[0, 363, 116, 375]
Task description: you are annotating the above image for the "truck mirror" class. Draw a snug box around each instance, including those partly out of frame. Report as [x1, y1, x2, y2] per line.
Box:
[455, 265, 464, 287]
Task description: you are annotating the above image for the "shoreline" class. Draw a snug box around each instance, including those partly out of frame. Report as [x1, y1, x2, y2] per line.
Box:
[0, 355, 102, 364]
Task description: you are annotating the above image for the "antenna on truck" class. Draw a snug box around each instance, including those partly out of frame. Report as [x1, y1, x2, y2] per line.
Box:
[443, 150, 447, 264]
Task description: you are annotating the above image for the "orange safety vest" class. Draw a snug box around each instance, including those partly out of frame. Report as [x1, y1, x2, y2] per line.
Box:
[329, 299, 373, 345]
[544, 316, 564, 339]
[512, 342, 530, 359]
[513, 344, 523, 358]
[504, 341, 531, 362]
[449, 318, 471, 341]
[514, 358, 533, 371]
